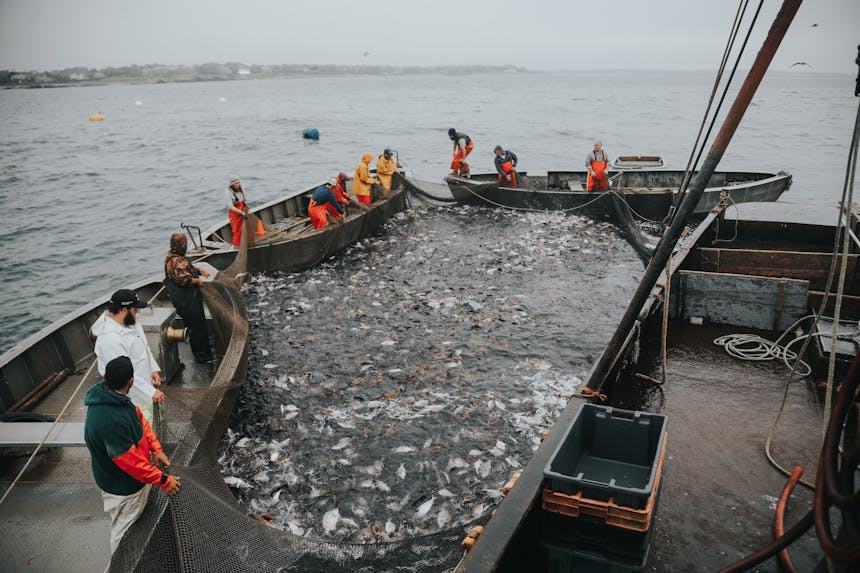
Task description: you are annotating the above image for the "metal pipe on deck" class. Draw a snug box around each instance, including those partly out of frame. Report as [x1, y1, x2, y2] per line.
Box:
[588, 0, 803, 392]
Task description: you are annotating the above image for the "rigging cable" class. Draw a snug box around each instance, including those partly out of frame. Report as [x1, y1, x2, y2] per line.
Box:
[671, 0, 766, 224]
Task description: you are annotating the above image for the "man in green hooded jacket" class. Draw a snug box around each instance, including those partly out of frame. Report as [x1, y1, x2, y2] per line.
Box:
[84, 355, 181, 554]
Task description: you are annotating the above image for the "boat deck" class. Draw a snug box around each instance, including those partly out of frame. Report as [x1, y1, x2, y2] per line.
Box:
[610, 320, 824, 571]
[0, 328, 215, 573]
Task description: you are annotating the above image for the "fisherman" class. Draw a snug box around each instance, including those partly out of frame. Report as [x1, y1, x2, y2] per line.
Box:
[163, 233, 213, 364]
[84, 356, 181, 555]
[353, 153, 379, 205]
[376, 149, 397, 191]
[448, 128, 474, 177]
[91, 289, 165, 423]
[308, 177, 345, 229]
[585, 140, 611, 192]
[493, 145, 518, 188]
[227, 174, 249, 246]
[332, 172, 351, 206]
[332, 171, 371, 212]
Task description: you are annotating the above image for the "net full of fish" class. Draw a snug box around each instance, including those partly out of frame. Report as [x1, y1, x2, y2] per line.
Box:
[218, 205, 641, 542]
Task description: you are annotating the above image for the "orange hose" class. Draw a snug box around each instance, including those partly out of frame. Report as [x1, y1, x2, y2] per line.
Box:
[774, 466, 804, 573]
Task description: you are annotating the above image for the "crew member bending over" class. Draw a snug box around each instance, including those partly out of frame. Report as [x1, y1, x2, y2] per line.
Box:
[376, 149, 397, 191]
[308, 178, 345, 229]
[353, 153, 378, 205]
[448, 128, 474, 177]
[332, 172, 351, 207]
[494, 145, 518, 188]
[585, 140, 611, 192]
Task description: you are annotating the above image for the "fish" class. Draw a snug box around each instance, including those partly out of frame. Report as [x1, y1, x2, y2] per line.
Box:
[331, 437, 351, 450]
[287, 521, 305, 536]
[415, 497, 435, 519]
[392, 445, 416, 454]
[322, 508, 340, 534]
[396, 464, 406, 480]
[474, 459, 492, 479]
[223, 476, 252, 490]
[436, 506, 452, 527]
[358, 460, 384, 476]
[341, 517, 359, 529]
[446, 457, 469, 472]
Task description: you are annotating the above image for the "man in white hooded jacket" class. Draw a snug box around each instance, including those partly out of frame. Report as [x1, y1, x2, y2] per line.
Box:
[90, 289, 165, 422]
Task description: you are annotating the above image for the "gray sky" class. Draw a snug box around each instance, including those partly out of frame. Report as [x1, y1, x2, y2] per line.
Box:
[0, 0, 856, 73]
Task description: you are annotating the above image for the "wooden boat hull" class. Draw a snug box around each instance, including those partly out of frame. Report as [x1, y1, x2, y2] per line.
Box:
[446, 170, 791, 221]
[196, 177, 407, 274]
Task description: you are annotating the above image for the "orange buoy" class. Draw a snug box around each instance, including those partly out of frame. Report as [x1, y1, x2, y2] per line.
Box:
[89, 114, 104, 122]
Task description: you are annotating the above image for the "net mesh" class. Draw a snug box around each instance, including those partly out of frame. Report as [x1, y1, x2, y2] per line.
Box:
[112, 213, 479, 572]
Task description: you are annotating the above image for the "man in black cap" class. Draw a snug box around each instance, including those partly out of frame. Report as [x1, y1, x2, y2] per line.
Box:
[90, 289, 165, 423]
[84, 356, 180, 555]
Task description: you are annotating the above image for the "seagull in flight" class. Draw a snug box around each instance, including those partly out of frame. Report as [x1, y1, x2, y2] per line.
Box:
[790, 62, 812, 68]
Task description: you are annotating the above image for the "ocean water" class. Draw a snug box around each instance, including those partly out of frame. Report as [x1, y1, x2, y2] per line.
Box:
[0, 70, 855, 352]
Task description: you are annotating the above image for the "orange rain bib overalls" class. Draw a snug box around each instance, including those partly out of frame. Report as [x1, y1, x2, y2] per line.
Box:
[587, 153, 609, 192]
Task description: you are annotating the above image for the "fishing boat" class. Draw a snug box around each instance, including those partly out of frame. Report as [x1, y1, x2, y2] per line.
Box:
[458, 199, 860, 571]
[0, 175, 416, 572]
[187, 174, 408, 274]
[445, 168, 792, 221]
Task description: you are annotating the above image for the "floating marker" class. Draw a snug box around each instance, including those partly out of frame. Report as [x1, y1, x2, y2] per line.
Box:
[302, 128, 320, 140]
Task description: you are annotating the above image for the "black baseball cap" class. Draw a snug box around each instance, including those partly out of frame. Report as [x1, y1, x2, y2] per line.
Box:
[110, 289, 148, 309]
[104, 355, 134, 389]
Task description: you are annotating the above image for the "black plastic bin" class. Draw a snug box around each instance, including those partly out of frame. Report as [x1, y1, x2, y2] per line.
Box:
[544, 404, 667, 509]
[541, 507, 657, 564]
[543, 541, 649, 573]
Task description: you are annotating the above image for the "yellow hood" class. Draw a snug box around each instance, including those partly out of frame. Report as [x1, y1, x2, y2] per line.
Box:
[361, 152, 373, 163]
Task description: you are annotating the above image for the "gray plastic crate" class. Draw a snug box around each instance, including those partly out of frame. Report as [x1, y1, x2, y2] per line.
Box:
[544, 404, 667, 509]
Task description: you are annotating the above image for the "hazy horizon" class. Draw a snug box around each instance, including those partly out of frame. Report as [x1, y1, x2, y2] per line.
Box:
[1, 0, 857, 75]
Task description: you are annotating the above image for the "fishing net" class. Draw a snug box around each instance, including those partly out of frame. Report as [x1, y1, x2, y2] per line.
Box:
[112, 216, 481, 572]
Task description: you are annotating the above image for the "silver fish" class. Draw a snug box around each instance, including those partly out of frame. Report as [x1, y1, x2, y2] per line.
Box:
[322, 508, 340, 534]
[415, 497, 435, 519]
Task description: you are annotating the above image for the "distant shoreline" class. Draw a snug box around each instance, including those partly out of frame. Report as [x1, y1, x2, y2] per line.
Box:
[0, 63, 529, 90]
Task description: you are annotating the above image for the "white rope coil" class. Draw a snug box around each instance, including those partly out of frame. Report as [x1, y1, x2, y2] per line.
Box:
[714, 332, 812, 377]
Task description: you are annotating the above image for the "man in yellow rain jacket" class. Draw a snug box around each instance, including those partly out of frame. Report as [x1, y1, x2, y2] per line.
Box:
[376, 149, 397, 190]
[354, 152, 378, 204]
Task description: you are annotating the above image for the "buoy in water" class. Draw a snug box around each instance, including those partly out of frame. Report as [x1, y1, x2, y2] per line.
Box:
[219, 97, 227, 103]
[135, 100, 143, 106]
[89, 114, 104, 121]
[302, 128, 320, 140]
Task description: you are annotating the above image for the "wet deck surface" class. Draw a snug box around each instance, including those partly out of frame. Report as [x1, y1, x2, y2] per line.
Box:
[0, 329, 216, 573]
[613, 320, 824, 571]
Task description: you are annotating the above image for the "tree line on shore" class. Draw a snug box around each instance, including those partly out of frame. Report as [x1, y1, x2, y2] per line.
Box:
[0, 62, 527, 87]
